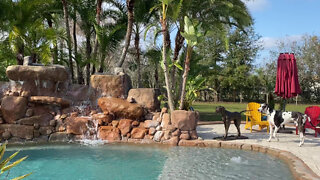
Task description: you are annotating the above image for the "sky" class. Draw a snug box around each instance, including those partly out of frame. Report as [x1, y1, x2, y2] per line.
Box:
[243, 0, 320, 65]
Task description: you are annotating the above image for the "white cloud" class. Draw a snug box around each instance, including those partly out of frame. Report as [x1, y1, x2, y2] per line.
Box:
[242, 0, 269, 12]
[259, 35, 304, 49]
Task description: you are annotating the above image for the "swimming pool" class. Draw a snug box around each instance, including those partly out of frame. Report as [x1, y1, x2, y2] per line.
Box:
[5, 143, 293, 180]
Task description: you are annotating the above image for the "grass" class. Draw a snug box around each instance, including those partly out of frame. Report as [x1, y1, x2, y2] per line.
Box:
[192, 102, 320, 121]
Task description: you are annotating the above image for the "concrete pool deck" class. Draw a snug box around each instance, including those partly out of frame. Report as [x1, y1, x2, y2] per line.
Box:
[196, 123, 320, 179]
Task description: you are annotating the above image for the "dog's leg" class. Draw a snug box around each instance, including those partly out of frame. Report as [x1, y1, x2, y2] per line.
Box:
[235, 119, 241, 137]
[299, 131, 304, 147]
[224, 120, 231, 139]
[267, 124, 273, 142]
[273, 126, 280, 141]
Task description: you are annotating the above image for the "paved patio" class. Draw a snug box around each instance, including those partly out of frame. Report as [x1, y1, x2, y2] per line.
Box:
[197, 123, 320, 177]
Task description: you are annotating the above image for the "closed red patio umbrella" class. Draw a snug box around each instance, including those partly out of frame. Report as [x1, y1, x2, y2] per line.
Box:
[274, 53, 301, 108]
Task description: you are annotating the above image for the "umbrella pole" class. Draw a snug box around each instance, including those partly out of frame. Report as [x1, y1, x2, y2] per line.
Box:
[283, 98, 286, 111]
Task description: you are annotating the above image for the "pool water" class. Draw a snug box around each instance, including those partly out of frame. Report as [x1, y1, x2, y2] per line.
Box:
[5, 143, 294, 180]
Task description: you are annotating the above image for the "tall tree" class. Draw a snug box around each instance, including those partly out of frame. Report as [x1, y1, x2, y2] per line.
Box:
[61, 0, 74, 81]
[117, 0, 135, 68]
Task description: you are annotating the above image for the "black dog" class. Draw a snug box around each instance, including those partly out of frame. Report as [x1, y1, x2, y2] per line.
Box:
[216, 106, 245, 139]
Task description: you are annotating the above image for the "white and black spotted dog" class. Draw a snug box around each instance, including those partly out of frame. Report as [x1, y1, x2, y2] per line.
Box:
[258, 103, 314, 147]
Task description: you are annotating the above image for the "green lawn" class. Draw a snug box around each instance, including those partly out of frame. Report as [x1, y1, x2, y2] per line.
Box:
[192, 102, 319, 121]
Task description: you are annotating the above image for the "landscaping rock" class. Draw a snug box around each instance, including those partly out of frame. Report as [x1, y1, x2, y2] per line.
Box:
[25, 108, 34, 117]
[171, 110, 199, 131]
[1, 96, 28, 123]
[153, 131, 163, 142]
[132, 120, 140, 126]
[163, 130, 171, 140]
[66, 116, 91, 135]
[98, 126, 121, 142]
[92, 113, 113, 125]
[50, 120, 56, 126]
[2, 131, 11, 140]
[190, 130, 198, 140]
[152, 112, 161, 122]
[172, 129, 181, 137]
[144, 120, 159, 128]
[90, 74, 132, 99]
[29, 96, 71, 108]
[118, 119, 133, 136]
[98, 97, 144, 120]
[127, 88, 160, 111]
[180, 131, 190, 140]
[163, 136, 179, 146]
[111, 120, 119, 127]
[33, 130, 40, 138]
[39, 126, 54, 135]
[131, 127, 147, 139]
[6, 65, 69, 82]
[161, 113, 171, 128]
[17, 114, 53, 126]
[49, 132, 71, 142]
[0, 124, 34, 139]
[148, 127, 156, 135]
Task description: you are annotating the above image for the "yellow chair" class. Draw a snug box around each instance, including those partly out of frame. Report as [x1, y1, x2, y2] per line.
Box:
[244, 102, 269, 132]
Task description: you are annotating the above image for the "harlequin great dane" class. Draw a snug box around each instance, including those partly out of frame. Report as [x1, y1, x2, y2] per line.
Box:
[258, 103, 314, 147]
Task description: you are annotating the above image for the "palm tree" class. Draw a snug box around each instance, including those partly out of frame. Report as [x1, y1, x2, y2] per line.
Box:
[117, 0, 135, 68]
[178, 0, 253, 109]
[93, 0, 103, 73]
[61, 0, 75, 81]
[76, 0, 96, 85]
[132, 0, 157, 87]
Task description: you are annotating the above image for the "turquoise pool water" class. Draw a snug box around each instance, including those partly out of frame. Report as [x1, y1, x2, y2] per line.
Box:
[5, 143, 294, 180]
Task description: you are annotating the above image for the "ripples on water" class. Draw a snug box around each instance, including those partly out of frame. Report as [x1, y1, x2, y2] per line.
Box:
[5, 144, 293, 180]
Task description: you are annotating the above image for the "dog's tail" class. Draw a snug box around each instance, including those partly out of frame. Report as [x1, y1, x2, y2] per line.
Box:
[305, 115, 316, 127]
[239, 110, 248, 114]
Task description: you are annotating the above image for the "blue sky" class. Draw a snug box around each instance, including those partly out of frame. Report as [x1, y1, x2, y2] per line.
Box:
[243, 0, 320, 64]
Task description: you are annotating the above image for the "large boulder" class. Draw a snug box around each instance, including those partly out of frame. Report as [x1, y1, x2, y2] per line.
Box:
[98, 126, 121, 142]
[1, 96, 28, 123]
[98, 97, 144, 120]
[127, 88, 160, 111]
[90, 74, 132, 99]
[0, 124, 34, 139]
[66, 116, 91, 135]
[171, 110, 199, 131]
[6, 65, 69, 82]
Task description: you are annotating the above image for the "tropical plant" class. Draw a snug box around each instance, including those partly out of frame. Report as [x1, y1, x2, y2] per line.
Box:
[179, 16, 205, 109]
[0, 143, 31, 179]
[182, 75, 206, 110]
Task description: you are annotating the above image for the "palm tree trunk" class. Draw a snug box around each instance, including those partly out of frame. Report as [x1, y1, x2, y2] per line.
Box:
[61, 0, 74, 82]
[179, 45, 192, 110]
[73, 12, 84, 84]
[94, 0, 102, 73]
[161, 15, 174, 112]
[154, 64, 159, 89]
[117, 0, 135, 68]
[171, 27, 184, 89]
[85, 33, 92, 85]
[134, 25, 142, 88]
